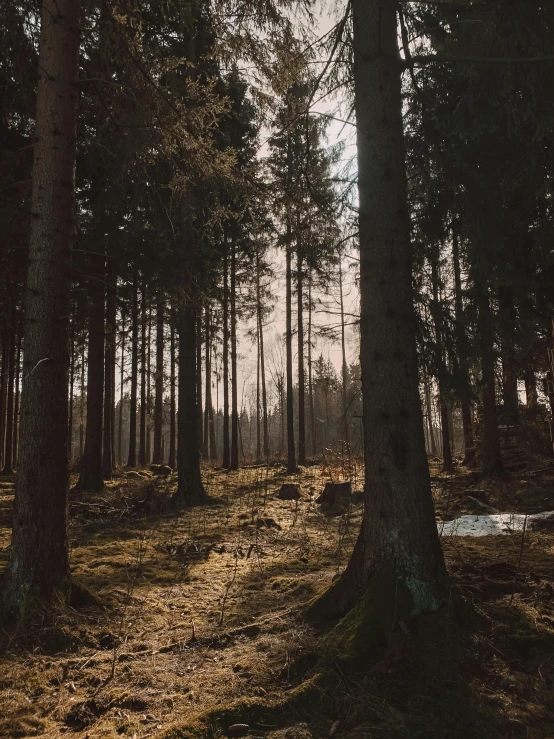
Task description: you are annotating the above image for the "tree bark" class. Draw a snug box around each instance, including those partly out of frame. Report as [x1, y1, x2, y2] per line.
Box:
[1, 0, 81, 613]
[476, 280, 505, 477]
[498, 285, 519, 422]
[297, 251, 306, 465]
[127, 268, 139, 467]
[308, 272, 316, 457]
[430, 245, 453, 473]
[169, 312, 177, 469]
[118, 308, 125, 466]
[13, 330, 21, 468]
[69, 324, 75, 464]
[452, 227, 475, 464]
[423, 370, 437, 456]
[285, 242, 296, 473]
[138, 278, 147, 466]
[309, 0, 448, 629]
[153, 293, 164, 464]
[78, 251, 105, 491]
[174, 297, 206, 505]
[2, 320, 16, 475]
[203, 302, 210, 457]
[0, 331, 7, 469]
[339, 260, 349, 444]
[230, 240, 239, 470]
[222, 239, 230, 469]
[196, 307, 203, 457]
[102, 258, 116, 478]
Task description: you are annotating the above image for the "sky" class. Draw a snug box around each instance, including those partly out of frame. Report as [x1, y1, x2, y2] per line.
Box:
[231, 0, 360, 416]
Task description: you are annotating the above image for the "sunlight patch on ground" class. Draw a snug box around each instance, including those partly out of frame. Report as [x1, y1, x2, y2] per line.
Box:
[439, 511, 554, 537]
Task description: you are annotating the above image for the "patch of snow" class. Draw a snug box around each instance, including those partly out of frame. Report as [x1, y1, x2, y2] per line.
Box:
[438, 512, 554, 537]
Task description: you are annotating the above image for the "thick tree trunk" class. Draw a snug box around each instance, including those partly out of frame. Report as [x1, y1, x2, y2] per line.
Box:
[127, 268, 139, 467]
[222, 241, 230, 469]
[297, 251, 306, 465]
[69, 326, 75, 463]
[203, 303, 210, 457]
[2, 322, 16, 475]
[169, 314, 176, 469]
[452, 228, 475, 464]
[498, 285, 519, 422]
[476, 281, 505, 477]
[118, 309, 125, 466]
[102, 258, 116, 479]
[196, 308, 203, 457]
[174, 298, 206, 505]
[230, 241, 239, 470]
[13, 331, 21, 467]
[138, 279, 147, 467]
[1, 0, 81, 613]
[310, 0, 448, 629]
[285, 242, 296, 473]
[0, 331, 7, 469]
[79, 343, 85, 458]
[430, 246, 453, 473]
[308, 273, 316, 457]
[146, 309, 152, 463]
[79, 251, 105, 491]
[153, 293, 164, 464]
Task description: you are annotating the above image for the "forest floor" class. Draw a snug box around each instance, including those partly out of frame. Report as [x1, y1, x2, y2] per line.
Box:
[1, 454, 554, 739]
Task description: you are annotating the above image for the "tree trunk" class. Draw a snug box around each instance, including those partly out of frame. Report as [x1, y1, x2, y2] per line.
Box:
[498, 285, 519, 422]
[13, 330, 21, 467]
[339, 260, 349, 444]
[196, 308, 203, 457]
[146, 308, 152, 464]
[153, 293, 164, 464]
[256, 293, 261, 462]
[127, 268, 139, 467]
[0, 331, 7, 469]
[174, 298, 206, 505]
[285, 242, 296, 473]
[308, 273, 316, 457]
[230, 240, 239, 470]
[476, 281, 505, 477]
[139, 278, 147, 466]
[102, 258, 116, 479]
[297, 251, 306, 465]
[118, 308, 125, 466]
[1, 0, 81, 614]
[423, 370, 437, 456]
[203, 302, 210, 457]
[259, 312, 269, 462]
[169, 313, 177, 469]
[309, 0, 448, 630]
[452, 227, 475, 464]
[79, 342, 85, 459]
[79, 251, 105, 491]
[69, 326, 75, 464]
[430, 246, 453, 473]
[2, 321, 16, 475]
[222, 239, 230, 469]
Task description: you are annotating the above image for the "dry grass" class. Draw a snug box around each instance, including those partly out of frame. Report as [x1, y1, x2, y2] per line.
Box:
[1, 458, 554, 738]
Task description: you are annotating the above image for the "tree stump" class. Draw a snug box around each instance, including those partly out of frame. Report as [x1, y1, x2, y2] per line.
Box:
[277, 483, 301, 500]
[316, 481, 352, 508]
